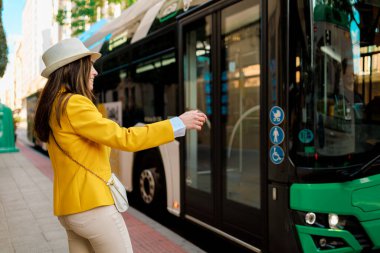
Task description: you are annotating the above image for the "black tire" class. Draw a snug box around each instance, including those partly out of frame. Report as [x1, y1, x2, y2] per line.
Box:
[132, 150, 166, 212]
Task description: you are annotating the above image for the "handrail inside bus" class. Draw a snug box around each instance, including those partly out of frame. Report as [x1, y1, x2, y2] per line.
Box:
[227, 105, 260, 158]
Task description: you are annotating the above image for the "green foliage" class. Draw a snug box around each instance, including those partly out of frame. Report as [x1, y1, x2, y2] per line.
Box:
[127, 0, 136, 6]
[94, 0, 105, 8]
[71, 0, 97, 23]
[56, 9, 67, 26]
[70, 0, 97, 35]
[0, 0, 8, 77]
[71, 19, 86, 36]
[55, 0, 137, 37]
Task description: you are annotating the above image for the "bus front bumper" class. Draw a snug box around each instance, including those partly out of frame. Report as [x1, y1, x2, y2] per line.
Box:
[290, 175, 380, 252]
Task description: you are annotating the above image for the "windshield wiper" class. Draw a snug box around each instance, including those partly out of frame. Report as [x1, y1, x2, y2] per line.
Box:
[349, 154, 380, 178]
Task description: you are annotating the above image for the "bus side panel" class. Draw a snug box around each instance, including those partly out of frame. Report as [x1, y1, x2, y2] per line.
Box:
[268, 183, 301, 253]
[159, 140, 181, 216]
[26, 90, 48, 151]
[109, 149, 134, 191]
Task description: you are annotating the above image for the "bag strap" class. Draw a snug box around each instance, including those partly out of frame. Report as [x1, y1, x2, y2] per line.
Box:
[51, 133, 108, 185]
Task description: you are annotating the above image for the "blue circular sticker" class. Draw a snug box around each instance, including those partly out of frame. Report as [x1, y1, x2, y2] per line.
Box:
[270, 106, 285, 125]
[298, 129, 314, 144]
[270, 126, 284, 145]
[270, 146, 285, 165]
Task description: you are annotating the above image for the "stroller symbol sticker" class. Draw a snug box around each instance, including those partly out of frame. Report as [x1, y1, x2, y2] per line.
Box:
[270, 106, 284, 125]
[270, 146, 284, 165]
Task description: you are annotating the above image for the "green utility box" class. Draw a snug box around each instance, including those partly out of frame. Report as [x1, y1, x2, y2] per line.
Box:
[0, 103, 19, 153]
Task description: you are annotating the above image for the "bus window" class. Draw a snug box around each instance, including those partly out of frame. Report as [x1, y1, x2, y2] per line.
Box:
[94, 52, 178, 127]
[290, 0, 380, 172]
[184, 16, 212, 193]
[221, 0, 261, 207]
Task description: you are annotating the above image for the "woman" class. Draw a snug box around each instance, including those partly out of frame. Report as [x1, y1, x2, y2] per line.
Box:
[34, 38, 206, 253]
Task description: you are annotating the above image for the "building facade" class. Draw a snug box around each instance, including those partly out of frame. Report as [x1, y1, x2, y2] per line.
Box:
[2, 0, 126, 111]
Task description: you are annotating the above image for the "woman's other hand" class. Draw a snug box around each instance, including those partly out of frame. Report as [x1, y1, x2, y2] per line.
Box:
[179, 110, 207, 131]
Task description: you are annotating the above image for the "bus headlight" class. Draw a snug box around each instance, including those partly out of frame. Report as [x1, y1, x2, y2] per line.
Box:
[305, 212, 316, 225]
[328, 213, 339, 229]
[295, 211, 347, 230]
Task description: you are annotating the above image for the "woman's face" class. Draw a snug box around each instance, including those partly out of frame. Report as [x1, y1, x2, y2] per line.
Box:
[88, 65, 98, 91]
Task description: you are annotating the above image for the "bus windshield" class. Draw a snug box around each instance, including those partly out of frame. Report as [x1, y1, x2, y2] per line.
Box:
[290, 0, 380, 174]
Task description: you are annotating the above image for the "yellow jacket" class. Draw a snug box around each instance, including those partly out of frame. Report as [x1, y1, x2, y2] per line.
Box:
[48, 94, 174, 216]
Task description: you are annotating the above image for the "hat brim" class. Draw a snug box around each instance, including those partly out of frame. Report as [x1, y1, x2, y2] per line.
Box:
[41, 52, 101, 78]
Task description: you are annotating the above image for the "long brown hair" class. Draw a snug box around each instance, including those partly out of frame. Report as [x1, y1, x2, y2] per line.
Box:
[34, 56, 93, 142]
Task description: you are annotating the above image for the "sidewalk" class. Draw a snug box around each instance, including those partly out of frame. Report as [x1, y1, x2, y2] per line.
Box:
[0, 139, 205, 253]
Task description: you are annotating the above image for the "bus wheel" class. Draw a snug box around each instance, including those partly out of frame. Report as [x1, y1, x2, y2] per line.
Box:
[133, 151, 166, 211]
[139, 168, 157, 204]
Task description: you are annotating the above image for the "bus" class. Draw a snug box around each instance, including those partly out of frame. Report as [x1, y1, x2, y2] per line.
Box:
[26, 90, 48, 151]
[83, 0, 380, 252]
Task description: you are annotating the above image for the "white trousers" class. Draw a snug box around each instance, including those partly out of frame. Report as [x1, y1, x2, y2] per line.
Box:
[58, 205, 133, 253]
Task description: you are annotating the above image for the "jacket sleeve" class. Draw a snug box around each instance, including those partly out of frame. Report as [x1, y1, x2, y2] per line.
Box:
[65, 94, 175, 152]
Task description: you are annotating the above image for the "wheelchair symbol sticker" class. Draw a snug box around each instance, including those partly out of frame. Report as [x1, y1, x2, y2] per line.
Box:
[270, 126, 284, 145]
[270, 146, 284, 165]
[270, 106, 284, 125]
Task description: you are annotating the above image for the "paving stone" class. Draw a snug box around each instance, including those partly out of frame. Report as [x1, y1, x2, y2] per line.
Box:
[0, 153, 67, 253]
[2, 139, 206, 253]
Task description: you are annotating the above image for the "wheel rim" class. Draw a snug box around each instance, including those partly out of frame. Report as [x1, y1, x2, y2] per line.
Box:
[139, 168, 156, 204]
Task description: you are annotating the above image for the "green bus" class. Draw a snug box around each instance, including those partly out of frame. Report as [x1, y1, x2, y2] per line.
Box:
[83, 0, 380, 251]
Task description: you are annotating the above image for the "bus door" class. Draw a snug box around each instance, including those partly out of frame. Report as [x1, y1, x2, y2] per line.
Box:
[179, 0, 263, 249]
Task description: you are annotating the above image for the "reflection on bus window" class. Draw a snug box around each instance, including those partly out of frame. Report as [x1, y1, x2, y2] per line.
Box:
[94, 52, 178, 128]
[184, 16, 212, 193]
[290, 0, 380, 169]
[222, 0, 261, 208]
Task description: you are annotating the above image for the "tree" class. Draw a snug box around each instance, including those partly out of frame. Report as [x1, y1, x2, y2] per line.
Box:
[56, 0, 137, 36]
[0, 0, 8, 77]
[70, 0, 97, 36]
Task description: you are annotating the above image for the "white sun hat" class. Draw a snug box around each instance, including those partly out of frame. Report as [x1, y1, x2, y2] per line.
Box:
[41, 38, 101, 78]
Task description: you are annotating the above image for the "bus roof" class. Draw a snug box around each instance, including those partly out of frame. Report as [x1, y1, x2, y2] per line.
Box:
[83, 0, 210, 54]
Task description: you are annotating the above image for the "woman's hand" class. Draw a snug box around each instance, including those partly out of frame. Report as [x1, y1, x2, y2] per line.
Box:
[179, 110, 207, 131]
